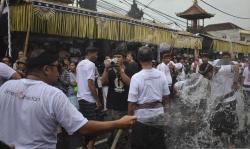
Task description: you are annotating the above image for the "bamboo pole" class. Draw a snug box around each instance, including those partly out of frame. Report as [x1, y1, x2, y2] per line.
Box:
[6, 0, 12, 57]
[110, 129, 123, 149]
[23, 6, 32, 57]
[23, 26, 31, 57]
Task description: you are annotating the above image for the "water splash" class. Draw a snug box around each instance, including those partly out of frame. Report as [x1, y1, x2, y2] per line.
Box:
[137, 73, 250, 148]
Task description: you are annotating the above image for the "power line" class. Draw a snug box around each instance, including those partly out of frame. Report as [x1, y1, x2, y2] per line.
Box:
[123, 0, 187, 27]
[120, 0, 181, 25]
[125, 0, 188, 25]
[133, 0, 187, 23]
[98, 0, 186, 29]
[142, 0, 156, 11]
[200, 0, 250, 20]
[99, 0, 164, 23]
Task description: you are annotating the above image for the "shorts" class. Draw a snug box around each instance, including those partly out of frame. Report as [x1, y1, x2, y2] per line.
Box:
[79, 99, 97, 143]
[131, 122, 165, 149]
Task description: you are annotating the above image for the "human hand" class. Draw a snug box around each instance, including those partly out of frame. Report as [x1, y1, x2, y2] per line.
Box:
[232, 82, 240, 91]
[115, 65, 124, 74]
[104, 59, 111, 68]
[116, 115, 137, 128]
[95, 100, 102, 110]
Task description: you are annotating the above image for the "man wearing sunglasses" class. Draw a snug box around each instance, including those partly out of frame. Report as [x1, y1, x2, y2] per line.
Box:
[0, 48, 136, 149]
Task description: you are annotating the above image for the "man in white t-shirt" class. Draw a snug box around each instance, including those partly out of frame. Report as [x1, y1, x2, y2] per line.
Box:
[0, 49, 136, 149]
[76, 46, 102, 149]
[209, 54, 240, 146]
[0, 62, 21, 86]
[242, 58, 250, 101]
[157, 51, 173, 87]
[128, 46, 170, 149]
[157, 51, 174, 104]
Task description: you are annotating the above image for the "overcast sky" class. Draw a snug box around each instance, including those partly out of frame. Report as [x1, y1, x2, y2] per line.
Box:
[98, 0, 250, 30]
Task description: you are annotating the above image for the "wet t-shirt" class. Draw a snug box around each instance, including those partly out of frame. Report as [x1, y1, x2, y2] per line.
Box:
[211, 65, 235, 102]
[243, 67, 250, 91]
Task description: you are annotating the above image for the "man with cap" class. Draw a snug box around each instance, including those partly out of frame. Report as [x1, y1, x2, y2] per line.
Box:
[0, 48, 136, 149]
[76, 46, 102, 149]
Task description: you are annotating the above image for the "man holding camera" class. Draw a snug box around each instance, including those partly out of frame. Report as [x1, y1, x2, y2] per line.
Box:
[102, 48, 138, 148]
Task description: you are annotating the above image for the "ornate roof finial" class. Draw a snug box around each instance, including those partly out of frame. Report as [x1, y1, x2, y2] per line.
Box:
[127, 0, 144, 20]
[193, 0, 198, 4]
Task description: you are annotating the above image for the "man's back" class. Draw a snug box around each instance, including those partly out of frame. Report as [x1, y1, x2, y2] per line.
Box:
[0, 79, 86, 149]
[128, 68, 169, 118]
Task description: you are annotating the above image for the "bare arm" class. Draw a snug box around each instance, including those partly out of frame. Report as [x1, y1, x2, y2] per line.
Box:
[101, 68, 109, 85]
[78, 115, 136, 135]
[10, 72, 21, 80]
[232, 65, 240, 90]
[88, 79, 99, 100]
[119, 70, 131, 86]
[241, 76, 245, 85]
[162, 95, 169, 107]
[232, 65, 239, 83]
[128, 102, 136, 116]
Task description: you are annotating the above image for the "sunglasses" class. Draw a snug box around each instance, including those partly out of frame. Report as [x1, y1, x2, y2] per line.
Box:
[48, 64, 62, 72]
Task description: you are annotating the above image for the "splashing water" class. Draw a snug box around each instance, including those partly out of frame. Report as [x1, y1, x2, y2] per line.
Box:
[137, 73, 250, 148]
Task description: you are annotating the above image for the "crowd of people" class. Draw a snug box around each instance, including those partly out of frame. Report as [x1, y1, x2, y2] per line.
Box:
[0, 44, 249, 149]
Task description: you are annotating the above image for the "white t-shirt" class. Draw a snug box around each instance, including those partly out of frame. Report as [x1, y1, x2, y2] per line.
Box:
[212, 65, 235, 102]
[0, 79, 87, 149]
[128, 68, 170, 119]
[0, 62, 16, 86]
[191, 61, 213, 72]
[174, 80, 186, 91]
[212, 59, 220, 66]
[243, 67, 250, 91]
[175, 63, 186, 81]
[157, 62, 172, 85]
[76, 59, 96, 103]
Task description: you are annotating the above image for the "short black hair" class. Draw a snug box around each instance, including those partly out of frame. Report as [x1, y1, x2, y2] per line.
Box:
[127, 51, 136, 59]
[160, 50, 171, 59]
[222, 52, 231, 57]
[137, 46, 153, 62]
[2, 56, 12, 63]
[199, 63, 213, 76]
[112, 47, 125, 57]
[26, 49, 59, 73]
[85, 46, 98, 53]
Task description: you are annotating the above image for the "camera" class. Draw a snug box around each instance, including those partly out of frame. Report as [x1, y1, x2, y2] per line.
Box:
[110, 58, 118, 65]
[105, 58, 118, 67]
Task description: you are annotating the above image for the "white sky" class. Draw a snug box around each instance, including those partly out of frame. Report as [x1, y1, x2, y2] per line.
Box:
[97, 0, 250, 30]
